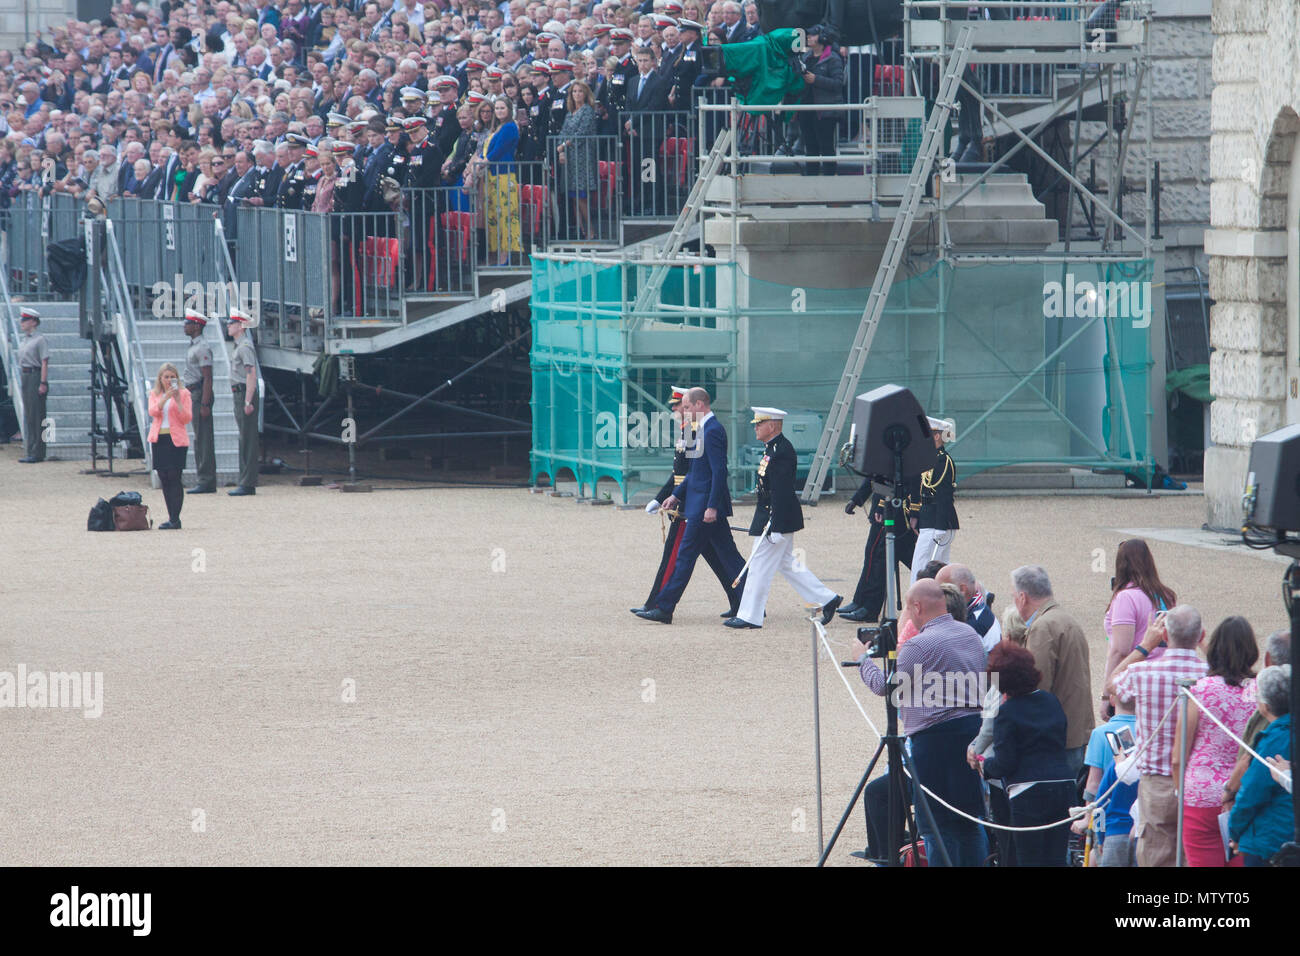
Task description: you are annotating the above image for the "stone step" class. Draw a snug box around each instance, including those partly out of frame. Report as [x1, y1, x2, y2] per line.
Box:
[947, 218, 1059, 248]
[960, 466, 1127, 491]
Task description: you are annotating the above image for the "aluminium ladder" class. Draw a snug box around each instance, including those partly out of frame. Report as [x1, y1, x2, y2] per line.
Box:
[801, 26, 974, 503]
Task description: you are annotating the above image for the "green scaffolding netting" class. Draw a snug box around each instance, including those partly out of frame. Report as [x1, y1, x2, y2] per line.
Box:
[531, 256, 1156, 501]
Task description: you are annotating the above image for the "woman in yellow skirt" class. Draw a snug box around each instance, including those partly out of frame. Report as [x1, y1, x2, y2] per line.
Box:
[472, 96, 523, 266]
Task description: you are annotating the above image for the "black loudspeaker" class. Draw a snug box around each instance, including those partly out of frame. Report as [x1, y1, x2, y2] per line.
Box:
[1246, 424, 1300, 533]
[848, 384, 939, 477]
[77, 0, 114, 22]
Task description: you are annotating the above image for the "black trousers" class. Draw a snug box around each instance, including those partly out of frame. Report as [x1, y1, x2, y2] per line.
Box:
[645, 514, 740, 611]
[152, 433, 188, 523]
[851, 520, 916, 620]
[1007, 781, 1074, 867]
[798, 114, 838, 175]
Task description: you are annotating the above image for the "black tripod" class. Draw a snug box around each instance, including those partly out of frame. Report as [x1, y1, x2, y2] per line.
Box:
[817, 441, 952, 867]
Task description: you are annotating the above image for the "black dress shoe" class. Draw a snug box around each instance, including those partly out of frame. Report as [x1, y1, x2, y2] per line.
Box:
[630, 606, 647, 615]
[839, 607, 874, 623]
[820, 595, 843, 625]
[158, 520, 182, 530]
[720, 608, 739, 618]
[837, 602, 861, 616]
[17, 457, 38, 463]
[187, 485, 217, 494]
[723, 617, 761, 629]
[228, 486, 256, 496]
[635, 608, 673, 624]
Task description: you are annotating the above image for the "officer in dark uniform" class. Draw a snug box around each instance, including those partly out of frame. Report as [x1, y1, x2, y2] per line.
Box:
[429, 77, 461, 158]
[669, 19, 704, 114]
[401, 114, 442, 290]
[547, 58, 576, 142]
[839, 478, 918, 623]
[631, 385, 742, 618]
[526, 61, 554, 161]
[724, 407, 841, 629]
[607, 27, 637, 115]
[300, 140, 322, 209]
[330, 139, 362, 310]
[911, 417, 959, 582]
[275, 132, 309, 208]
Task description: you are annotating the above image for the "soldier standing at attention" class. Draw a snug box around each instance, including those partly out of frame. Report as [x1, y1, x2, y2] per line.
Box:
[724, 407, 841, 630]
[227, 308, 260, 497]
[632, 385, 742, 619]
[911, 417, 959, 583]
[16, 307, 48, 463]
[182, 308, 217, 494]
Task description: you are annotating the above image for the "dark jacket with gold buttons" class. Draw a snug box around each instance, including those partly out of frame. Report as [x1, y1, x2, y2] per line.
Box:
[750, 432, 804, 535]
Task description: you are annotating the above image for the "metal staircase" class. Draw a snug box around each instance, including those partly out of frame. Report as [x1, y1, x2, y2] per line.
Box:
[801, 25, 974, 503]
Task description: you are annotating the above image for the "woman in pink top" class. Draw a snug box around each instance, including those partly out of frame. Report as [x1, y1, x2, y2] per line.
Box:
[1174, 616, 1258, 867]
[148, 362, 193, 530]
[1101, 539, 1176, 718]
[312, 149, 337, 214]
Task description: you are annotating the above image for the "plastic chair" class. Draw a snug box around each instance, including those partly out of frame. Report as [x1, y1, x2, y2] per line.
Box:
[874, 64, 904, 97]
[441, 211, 475, 263]
[660, 137, 694, 187]
[597, 161, 618, 206]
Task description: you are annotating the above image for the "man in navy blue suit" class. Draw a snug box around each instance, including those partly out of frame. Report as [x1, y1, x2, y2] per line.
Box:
[636, 387, 745, 624]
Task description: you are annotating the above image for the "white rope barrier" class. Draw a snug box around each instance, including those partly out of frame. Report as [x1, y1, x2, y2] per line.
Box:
[1181, 685, 1293, 790]
[811, 617, 1179, 834]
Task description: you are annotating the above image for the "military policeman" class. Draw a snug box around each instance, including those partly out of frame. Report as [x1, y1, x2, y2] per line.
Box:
[632, 385, 742, 619]
[910, 417, 959, 582]
[607, 28, 637, 113]
[839, 477, 918, 623]
[227, 308, 260, 496]
[724, 407, 842, 629]
[182, 307, 217, 493]
[16, 306, 49, 463]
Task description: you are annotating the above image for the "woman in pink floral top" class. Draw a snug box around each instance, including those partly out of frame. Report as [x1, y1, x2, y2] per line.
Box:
[1174, 616, 1259, 867]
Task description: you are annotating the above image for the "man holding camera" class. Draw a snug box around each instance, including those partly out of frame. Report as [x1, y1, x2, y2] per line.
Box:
[852, 578, 988, 866]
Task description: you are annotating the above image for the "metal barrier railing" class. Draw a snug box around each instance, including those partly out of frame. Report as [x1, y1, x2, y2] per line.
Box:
[102, 218, 155, 466]
[0, 251, 25, 432]
[617, 110, 697, 220]
[8, 192, 83, 299]
[543, 137, 620, 244]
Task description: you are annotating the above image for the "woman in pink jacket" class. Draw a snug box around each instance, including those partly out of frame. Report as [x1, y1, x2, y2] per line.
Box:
[148, 362, 193, 530]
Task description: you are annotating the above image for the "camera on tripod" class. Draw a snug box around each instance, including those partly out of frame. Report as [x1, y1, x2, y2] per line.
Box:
[857, 621, 895, 659]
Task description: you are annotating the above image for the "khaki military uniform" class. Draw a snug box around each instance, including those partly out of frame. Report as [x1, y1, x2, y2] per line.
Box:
[18, 330, 49, 460]
[230, 335, 259, 489]
[184, 334, 216, 489]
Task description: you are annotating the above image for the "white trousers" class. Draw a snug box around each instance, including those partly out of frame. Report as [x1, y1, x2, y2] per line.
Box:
[736, 533, 836, 626]
[910, 528, 956, 583]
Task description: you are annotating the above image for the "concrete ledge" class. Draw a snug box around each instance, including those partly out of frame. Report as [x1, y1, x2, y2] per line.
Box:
[1203, 228, 1287, 259]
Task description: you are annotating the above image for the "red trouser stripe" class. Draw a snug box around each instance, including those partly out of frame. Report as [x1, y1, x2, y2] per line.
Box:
[658, 519, 686, 592]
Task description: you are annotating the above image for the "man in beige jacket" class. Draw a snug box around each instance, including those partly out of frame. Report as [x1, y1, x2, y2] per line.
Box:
[1011, 564, 1095, 777]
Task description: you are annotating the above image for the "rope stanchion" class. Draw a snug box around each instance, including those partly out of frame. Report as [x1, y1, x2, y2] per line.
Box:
[812, 614, 1183, 836]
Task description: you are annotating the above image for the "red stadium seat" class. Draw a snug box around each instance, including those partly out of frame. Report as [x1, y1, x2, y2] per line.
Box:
[519, 184, 543, 233]
[874, 64, 904, 97]
[442, 211, 475, 262]
[597, 161, 618, 205]
[660, 137, 693, 187]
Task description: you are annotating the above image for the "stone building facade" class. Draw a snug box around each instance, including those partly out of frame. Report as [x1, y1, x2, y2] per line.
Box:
[1204, 0, 1298, 528]
[0, 0, 76, 55]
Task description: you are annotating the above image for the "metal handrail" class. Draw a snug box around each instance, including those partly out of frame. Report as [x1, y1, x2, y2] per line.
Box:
[0, 255, 25, 432]
[213, 216, 262, 433]
[102, 218, 154, 466]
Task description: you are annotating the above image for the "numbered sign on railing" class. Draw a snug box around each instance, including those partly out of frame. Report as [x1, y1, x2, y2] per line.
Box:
[85, 219, 94, 267]
[163, 204, 175, 251]
[284, 215, 298, 263]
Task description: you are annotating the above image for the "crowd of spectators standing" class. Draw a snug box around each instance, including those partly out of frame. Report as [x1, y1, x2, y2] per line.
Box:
[851, 539, 1294, 867]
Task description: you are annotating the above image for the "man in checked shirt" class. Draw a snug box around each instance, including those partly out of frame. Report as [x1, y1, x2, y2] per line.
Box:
[1109, 604, 1207, 868]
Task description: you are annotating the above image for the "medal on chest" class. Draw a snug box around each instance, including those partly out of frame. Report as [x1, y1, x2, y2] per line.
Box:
[758, 454, 770, 478]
